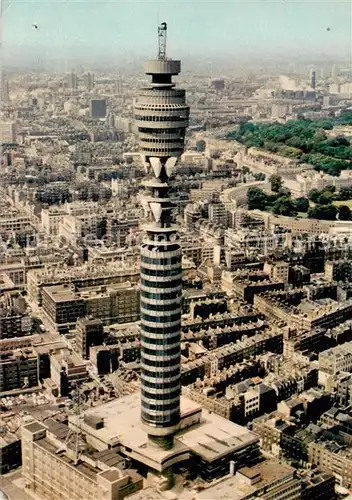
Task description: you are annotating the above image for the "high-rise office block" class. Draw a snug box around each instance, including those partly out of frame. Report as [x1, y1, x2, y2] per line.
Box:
[310, 69, 316, 90]
[0, 121, 17, 144]
[115, 79, 122, 94]
[90, 99, 107, 118]
[331, 64, 337, 80]
[323, 95, 330, 108]
[134, 22, 189, 450]
[84, 72, 94, 91]
[1, 71, 10, 105]
[212, 78, 225, 91]
[106, 111, 115, 128]
[67, 71, 78, 90]
[76, 317, 104, 360]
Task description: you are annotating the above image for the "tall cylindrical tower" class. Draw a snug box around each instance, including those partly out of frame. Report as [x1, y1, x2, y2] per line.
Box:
[134, 23, 189, 450]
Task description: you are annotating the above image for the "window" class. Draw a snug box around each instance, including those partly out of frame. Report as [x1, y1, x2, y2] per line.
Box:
[142, 302, 179, 312]
[143, 345, 179, 356]
[141, 256, 180, 265]
[141, 312, 180, 323]
[141, 278, 181, 288]
[142, 355, 180, 367]
[142, 267, 181, 277]
[141, 290, 179, 300]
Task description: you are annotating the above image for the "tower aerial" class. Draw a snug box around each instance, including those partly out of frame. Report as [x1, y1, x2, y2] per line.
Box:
[158, 22, 167, 60]
[134, 23, 189, 450]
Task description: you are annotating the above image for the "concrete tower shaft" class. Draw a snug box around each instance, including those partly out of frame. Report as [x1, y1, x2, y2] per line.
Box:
[134, 24, 189, 450]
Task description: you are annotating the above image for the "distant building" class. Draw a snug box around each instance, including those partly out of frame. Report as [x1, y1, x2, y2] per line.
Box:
[76, 317, 104, 360]
[254, 291, 352, 333]
[308, 439, 352, 488]
[329, 83, 340, 94]
[50, 351, 88, 397]
[208, 201, 227, 226]
[0, 348, 39, 392]
[297, 171, 352, 196]
[90, 99, 107, 118]
[211, 78, 225, 91]
[0, 411, 23, 474]
[263, 261, 290, 283]
[84, 72, 94, 91]
[224, 269, 285, 304]
[41, 284, 86, 333]
[319, 343, 352, 378]
[115, 117, 133, 133]
[1, 71, 10, 104]
[41, 207, 68, 237]
[325, 260, 352, 283]
[310, 69, 316, 90]
[41, 282, 140, 333]
[26, 264, 140, 306]
[67, 71, 78, 90]
[271, 104, 289, 119]
[0, 307, 33, 340]
[196, 459, 301, 500]
[106, 111, 115, 128]
[323, 95, 330, 108]
[0, 121, 17, 144]
[115, 79, 122, 94]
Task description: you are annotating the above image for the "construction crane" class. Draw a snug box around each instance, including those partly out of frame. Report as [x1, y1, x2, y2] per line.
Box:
[158, 22, 167, 60]
[56, 383, 85, 465]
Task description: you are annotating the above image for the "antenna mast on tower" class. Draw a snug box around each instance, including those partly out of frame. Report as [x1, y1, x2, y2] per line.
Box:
[158, 22, 167, 60]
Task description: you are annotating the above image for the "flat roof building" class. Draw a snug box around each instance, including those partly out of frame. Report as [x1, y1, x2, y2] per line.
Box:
[69, 393, 259, 481]
[21, 421, 143, 500]
[196, 459, 300, 500]
[90, 99, 107, 118]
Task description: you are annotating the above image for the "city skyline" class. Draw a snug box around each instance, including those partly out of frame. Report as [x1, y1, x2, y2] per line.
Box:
[2, 7, 352, 500]
[3, 0, 352, 65]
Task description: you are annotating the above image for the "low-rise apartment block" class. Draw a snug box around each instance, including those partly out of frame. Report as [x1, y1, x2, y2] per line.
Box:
[22, 421, 143, 500]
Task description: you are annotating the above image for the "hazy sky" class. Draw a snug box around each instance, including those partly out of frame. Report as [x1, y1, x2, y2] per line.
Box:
[2, 0, 352, 61]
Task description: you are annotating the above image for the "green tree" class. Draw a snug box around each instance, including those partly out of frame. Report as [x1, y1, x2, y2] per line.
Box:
[308, 204, 337, 220]
[227, 116, 351, 177]
[279, 187, 291, 197]
[278, 146, 301, 159]
[338, 187, 352, 201]
[254, 172, 266, 181]
[313, 129, 327, 142]
[317, 193, 332, 205]
[323, 185, 336, 194]
[247, 187, 268, 210]
[295, 197, 309, 213]
[272, 196, 297, 216]
[270, 175, 283, 193]
[338, 205, 351, 221]
[286, 136, 303, 149]
[196, 139, 206, 152]
[337, 111, 352, 125]
[308, 189, 321, 203]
